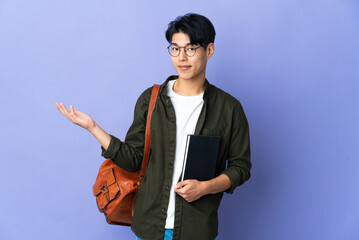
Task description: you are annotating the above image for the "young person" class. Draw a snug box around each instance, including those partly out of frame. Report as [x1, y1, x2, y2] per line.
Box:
[56, 13, 251, 240]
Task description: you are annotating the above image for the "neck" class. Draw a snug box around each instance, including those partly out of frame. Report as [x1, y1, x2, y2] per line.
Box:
[173, 76, 206, 96]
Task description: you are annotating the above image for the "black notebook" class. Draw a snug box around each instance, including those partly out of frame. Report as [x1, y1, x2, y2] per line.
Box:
[181, 134, 221, 181]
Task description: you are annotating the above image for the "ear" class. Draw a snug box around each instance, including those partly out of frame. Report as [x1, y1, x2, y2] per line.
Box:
[206, 43, 215, 60]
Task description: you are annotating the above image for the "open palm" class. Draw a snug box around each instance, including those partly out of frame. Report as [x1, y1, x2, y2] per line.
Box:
[56, 103, 95, 130]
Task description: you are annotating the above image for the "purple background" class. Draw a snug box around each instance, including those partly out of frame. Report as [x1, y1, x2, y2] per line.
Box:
[1, 1, 358, 239]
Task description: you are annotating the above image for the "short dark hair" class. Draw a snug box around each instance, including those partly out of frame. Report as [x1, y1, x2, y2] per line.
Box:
[165, 13, 216, 49]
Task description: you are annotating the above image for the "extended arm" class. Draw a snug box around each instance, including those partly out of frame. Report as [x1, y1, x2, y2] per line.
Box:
[56, 87, 152, 172]
[55, 103, 111, 150]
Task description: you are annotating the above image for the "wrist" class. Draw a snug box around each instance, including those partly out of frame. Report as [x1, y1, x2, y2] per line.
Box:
[200, 180, 211, 196]
[88, 122, 98, 134]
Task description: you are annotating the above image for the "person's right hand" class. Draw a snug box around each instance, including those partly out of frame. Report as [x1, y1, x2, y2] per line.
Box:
[56, 103, 96, 131]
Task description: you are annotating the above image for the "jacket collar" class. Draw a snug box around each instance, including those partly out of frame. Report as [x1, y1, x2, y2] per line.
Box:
[159, 75, 211, 99]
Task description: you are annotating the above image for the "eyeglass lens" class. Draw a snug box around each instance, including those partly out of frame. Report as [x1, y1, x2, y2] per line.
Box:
[168, 45, 197, 57]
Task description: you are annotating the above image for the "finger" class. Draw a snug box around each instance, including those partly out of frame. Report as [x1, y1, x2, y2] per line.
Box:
[55, 103, 63, 112]
[175, 190, 185, 198]
[60, 103, 76, 122]
[175, 181, 187, 189]
[56, 102, 63, 111]
[71, 105, 83, 118]
[59, 103, 71, 117]
[71, 106, 86, 118]
[67, 105, 77, 122]
[72, 106, 78, 115]
[174, 186, 184, 194]
[69, 105, 75, 116]
[59, 103, 68, 113]
[56, 103, 68, 118]
[57, 103, 68, 117]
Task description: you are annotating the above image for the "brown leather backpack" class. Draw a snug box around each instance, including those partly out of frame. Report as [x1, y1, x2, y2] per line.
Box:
[93, 84, 160, 225]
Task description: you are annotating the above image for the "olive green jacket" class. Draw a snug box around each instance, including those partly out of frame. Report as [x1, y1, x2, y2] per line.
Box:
[101, 75, 251, 240]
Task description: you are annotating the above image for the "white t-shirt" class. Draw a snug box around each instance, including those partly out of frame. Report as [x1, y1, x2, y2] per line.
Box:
[165, 79, 204, 229]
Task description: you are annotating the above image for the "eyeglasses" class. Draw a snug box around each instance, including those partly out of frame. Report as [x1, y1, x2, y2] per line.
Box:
[167, 44, 202, 57]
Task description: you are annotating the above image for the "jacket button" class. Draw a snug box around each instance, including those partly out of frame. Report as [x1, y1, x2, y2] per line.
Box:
[170, 119, 175, 123]
[170, 140, 174, 145]
[162, 208, 166, 212]
[165, 186, 170, 190]
[168, 163, 173, 168]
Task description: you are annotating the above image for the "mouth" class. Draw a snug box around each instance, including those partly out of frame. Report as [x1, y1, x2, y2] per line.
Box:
[178, 65, 191, 71]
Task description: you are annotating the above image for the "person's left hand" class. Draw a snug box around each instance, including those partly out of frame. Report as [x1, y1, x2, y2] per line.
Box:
[174, 180, 207, 202]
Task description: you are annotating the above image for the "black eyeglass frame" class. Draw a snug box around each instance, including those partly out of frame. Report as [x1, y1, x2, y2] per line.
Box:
[167, 44, 202, 57]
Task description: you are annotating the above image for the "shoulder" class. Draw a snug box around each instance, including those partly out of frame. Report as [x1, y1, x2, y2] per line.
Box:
[208, 84, 249, 128]
[139, 86, 153, 99]
[135, 86, 155, 106]
[208, 84, 245, 111]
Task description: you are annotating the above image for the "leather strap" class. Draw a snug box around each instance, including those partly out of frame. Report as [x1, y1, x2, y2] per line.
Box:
[137, 84, 160, 186]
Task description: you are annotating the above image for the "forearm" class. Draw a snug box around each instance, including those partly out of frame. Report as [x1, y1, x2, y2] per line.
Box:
[202, 174, 232, 195]
[89, 123, 111, 150]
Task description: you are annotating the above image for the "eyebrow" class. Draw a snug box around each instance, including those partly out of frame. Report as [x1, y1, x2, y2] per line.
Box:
[170, 42, 195, 47]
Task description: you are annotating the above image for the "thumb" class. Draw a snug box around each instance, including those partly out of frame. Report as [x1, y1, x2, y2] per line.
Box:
[69, 105, 76, 116]
[72, 107, 84, 117]
[71, 105, 78, 113]
[175, 181, 187, 189]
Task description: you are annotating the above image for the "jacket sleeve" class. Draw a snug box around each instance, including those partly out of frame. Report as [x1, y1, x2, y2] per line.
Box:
[100, 87, 152, 172]
[220, 103, 251, 194]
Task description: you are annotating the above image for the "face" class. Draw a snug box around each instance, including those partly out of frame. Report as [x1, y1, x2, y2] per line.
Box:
[169, 32, 214, 82]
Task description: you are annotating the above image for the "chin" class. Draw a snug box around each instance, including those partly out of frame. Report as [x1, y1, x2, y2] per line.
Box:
[178, 75, 193, 81]
[178, 72, 195, 80]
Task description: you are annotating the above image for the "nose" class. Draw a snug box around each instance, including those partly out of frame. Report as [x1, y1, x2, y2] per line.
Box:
[178, 48, 188, 61]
